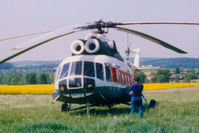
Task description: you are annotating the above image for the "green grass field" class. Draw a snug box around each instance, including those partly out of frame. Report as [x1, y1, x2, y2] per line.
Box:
[0, 87, 199, 133]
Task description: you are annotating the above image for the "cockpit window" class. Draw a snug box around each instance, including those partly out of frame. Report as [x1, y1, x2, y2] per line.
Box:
[54, 67, 60, 81]
[60, 63, 70, 79]
[84, 61, 95, 77]
[96, 63, 104, 80]
[70, 61, 82, 76]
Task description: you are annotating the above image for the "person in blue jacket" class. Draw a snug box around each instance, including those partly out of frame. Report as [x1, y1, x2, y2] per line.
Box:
[129, 76, 143, 118]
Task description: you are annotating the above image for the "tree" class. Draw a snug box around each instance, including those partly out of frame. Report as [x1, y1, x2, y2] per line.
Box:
[38, 74, 49, 84]
[26, 73, 37, 84]
[136, 71, 146, 83]
[1, 74, 11, 85]
[184, 69, 198, 82]
[0, 74, 5, 84]
[10, 73, 25, 85]
[151, 69, 170, 83]
[175, 67, 180, 74]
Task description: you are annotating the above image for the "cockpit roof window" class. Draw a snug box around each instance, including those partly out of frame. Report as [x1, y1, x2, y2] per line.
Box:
[70, 61, 82, 76]
[84, 61, 95, 77]
[60, 63, 70, 79]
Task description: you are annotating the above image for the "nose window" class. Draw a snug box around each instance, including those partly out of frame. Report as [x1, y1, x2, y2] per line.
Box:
[69, 78, 82, 88]
[84, 61, 95, 77]
[70, 61, 82, 76]
[60, 63, 70, 79]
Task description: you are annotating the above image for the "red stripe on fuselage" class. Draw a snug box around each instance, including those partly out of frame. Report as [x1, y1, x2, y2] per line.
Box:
[111, 66, 132, 86]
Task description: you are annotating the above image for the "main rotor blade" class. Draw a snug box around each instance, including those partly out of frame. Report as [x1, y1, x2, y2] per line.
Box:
[0, 31, 52, 42]
[115, 26, 187, 54]
[0, 28, 81, 64]
[118, 22, 199, 26]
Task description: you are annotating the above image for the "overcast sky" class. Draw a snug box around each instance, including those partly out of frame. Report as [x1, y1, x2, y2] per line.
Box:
[0, 0, 199, 62]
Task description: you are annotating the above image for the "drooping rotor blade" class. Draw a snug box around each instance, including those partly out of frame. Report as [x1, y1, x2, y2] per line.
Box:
[117, 22, 199, 26]
[114, 26, 187, 54]
[0, 27, 82, 64]
[0, 31, 52, 42]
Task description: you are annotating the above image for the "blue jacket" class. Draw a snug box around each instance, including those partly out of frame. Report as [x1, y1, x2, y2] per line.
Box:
[130, 82, 143, 97]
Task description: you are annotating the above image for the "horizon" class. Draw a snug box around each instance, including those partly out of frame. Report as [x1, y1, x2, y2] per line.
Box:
[7, 56, 199, 63]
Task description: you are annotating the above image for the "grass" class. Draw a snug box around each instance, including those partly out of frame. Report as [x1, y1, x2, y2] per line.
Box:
[0, 87, 199, 133]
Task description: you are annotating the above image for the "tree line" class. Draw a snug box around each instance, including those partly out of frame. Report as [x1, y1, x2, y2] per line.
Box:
[0, 73, 54, 85]
[0, 68, 198, 85]
[138, 68, 199, 83]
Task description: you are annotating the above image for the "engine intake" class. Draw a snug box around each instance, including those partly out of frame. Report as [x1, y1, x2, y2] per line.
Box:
[85, 39, 100, 54]
[70, 40, 85, 55]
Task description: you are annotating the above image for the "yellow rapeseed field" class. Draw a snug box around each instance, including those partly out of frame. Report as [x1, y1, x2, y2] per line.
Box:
[0, 85, 54, 95]
[143, 83, 199, 90]
[0, 83, 199, 94]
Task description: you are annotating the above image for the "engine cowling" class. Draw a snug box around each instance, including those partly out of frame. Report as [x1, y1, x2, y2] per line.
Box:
[70, 40, 85, 55]
[85, 39, 100, 54]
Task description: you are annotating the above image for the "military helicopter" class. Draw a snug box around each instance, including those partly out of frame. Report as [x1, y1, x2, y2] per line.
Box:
[0, 20, 199, 114]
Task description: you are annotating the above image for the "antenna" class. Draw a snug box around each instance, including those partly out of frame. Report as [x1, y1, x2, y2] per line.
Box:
[125, 33, 133, 60]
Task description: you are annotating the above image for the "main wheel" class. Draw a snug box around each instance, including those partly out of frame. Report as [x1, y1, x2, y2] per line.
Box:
[61, 103, 70, 112]
[149, 99, 156, 108]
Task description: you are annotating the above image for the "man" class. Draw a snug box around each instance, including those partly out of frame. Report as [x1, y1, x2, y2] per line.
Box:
[129, 76, 143, 118]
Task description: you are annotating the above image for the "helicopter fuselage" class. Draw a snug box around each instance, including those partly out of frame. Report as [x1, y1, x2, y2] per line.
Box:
[53, 54, 133, 106]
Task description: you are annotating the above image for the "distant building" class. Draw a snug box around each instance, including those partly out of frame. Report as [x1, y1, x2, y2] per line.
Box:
[147, 75, 152, 80]
[169, 74, 185, 81]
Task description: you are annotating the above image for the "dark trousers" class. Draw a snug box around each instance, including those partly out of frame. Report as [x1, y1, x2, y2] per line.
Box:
[131, 96, 143, 118]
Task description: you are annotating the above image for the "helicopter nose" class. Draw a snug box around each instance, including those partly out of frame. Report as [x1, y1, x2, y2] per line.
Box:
[68, 78, 95, 98]
[57, 77, 95, 98]
[68, 77, 95, 91]
[68, 78, 95, 94]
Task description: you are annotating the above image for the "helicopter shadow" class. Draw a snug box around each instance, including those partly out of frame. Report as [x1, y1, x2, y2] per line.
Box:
[70, 102, 158, 116]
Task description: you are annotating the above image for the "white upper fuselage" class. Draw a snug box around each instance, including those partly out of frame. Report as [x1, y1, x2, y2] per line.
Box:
[54, 54, 133, 92]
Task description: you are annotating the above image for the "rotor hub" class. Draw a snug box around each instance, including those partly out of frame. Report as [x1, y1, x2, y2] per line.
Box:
[76, 20, 120, 34]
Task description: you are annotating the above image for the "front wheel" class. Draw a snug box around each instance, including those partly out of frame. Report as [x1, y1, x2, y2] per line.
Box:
[61, 103, 70, 112]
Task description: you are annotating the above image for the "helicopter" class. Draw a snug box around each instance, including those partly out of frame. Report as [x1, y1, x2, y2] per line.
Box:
[0, 20, 199, 114]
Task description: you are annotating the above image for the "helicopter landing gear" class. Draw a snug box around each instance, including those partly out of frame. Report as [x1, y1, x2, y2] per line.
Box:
[86, 103, 90, 115]
[107, 104, 112, 111]
[61, 103, 70, 112]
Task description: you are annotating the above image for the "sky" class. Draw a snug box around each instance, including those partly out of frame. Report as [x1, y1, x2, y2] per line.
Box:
[0, 0, 199, 62]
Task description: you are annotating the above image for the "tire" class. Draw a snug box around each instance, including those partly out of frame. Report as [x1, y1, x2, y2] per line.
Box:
[61, 103, 69, 112]
[149, 99, 156, 108]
